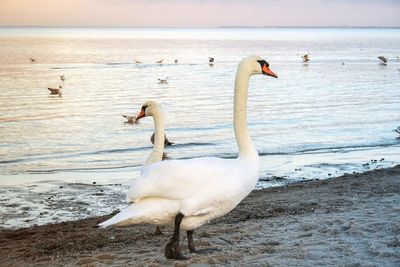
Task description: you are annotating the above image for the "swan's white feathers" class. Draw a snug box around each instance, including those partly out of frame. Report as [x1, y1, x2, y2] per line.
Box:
[100, 157, 258, 230]
[99, 198, 180, 228]
[129, 157, 257, 204]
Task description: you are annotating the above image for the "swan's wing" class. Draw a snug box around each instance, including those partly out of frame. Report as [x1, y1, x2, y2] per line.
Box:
[127, 157, 255, 202]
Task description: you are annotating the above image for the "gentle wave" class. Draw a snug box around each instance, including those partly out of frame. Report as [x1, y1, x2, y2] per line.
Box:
[259, 142, 400, 156]
[0, 142, 216, 165]
[25, 164, 137, 174]
[50, 63, 204, 70]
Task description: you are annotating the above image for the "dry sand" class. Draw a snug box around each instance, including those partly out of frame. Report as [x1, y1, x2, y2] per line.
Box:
[1, 165, 399, 266]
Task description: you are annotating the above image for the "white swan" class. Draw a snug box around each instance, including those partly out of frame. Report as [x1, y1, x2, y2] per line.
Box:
[127, 102, 167, 234]
[99, 55, 278, 259]
[133, 101, 167, 168]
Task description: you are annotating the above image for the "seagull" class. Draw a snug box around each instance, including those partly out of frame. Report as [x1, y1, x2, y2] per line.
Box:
[156, 59, 163, 64]
[29, 58, 36, 63]
[60, 75, 65, 82]
[302, 54, 310, 63]
[135, 59, 142, 64]
[209, 57, 214, 66]
[158, 77, 168, 84]
[122, 115, 138, 124]
[48, 85, 62, 95]
[378, 56, 387, 65]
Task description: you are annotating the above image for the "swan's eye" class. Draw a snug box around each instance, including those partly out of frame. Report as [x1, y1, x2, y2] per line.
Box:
[142, 105, 148, 111]
[257, 60, 267, 68]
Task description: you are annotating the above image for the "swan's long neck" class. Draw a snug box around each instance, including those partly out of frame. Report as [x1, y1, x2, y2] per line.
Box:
[234, 62, 259, 166]
[144, 110, 165, 167]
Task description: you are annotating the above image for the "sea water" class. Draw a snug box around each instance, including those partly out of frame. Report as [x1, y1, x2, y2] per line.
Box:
[1, 27, 399, 183]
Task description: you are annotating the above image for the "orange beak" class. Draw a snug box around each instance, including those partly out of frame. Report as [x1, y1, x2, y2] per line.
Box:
[136, 110, 146, 120]
[262, 65, 278, 78]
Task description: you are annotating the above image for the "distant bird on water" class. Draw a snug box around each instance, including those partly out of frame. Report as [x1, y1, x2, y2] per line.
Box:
[29, 58, 36, 63]
[135, 59, 142, 64]
[60, 75, 65, 82]
[174, 59, 178, 64]
[394, 126, 400, 136]
[122, 115, 138, 124]
[151, 132, 173, 146]
[302, 54, 310, 63]
[208, 57, 215, 66]
[158, 77, 168, 84]
[378, 56, 387, 65]
[48, 85, 62, 95]
[156, 59, 163, 64]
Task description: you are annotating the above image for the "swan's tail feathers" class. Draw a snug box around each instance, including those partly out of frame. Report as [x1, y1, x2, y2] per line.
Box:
[98, 199, 180, 229]
[98, 204, 140, 228]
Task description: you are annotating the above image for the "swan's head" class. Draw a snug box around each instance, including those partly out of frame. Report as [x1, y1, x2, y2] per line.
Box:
[136, 101, 161, 120]
[241, 55, 278, 78]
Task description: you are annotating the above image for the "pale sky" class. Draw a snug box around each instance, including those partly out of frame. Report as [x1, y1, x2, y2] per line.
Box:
[0, 0, 399, 27]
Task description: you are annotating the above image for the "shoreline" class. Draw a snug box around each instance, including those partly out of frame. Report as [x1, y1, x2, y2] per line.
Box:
[1, 157, 398, 230]
[1, 165, 399, 266]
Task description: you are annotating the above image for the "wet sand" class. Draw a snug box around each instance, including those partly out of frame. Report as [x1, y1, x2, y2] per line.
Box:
[1, 165, 399, 266]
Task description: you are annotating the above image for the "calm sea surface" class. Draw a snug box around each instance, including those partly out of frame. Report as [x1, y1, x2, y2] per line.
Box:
[1, 27, 400, 187]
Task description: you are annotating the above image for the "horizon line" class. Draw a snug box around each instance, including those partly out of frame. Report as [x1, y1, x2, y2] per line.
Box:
[0, 25, 400, 29]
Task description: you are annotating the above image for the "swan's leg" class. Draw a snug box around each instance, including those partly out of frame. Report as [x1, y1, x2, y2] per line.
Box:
[154, 226, 163, 235]
[165, 213, 185, 260]
[187, 230, 196, 253]
[187, 230, 220, 254]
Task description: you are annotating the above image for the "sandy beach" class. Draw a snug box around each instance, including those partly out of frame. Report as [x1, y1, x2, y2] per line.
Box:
[1, 165, 399, 266]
